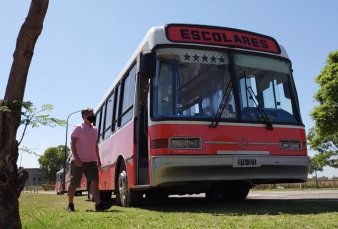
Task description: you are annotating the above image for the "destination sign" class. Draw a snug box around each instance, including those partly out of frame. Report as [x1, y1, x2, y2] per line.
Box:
[166, 24, 281, 54]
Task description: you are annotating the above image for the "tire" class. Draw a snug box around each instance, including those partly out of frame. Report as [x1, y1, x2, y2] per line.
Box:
[223, 185, 250, 201]
[100, 191, 112, 201]
[145, 190, 168, 203]
[205, 190, 223, 202]
[116, 162, 141, 207]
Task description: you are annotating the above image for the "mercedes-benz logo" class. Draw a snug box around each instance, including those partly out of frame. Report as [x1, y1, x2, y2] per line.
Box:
[238, 137, 249, 149]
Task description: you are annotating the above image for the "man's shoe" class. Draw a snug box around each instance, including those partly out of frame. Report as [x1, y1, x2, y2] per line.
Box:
[67, 203, 75, 212]
[95, 201, 110, 212]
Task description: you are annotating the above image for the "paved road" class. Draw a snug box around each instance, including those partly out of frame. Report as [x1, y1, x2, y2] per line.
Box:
[168, 189, 338, 201]
[35, 189, 338, 201]
[248, 189, 338, 200]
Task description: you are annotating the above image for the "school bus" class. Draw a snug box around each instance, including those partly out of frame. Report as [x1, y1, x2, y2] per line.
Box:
[55, 162, 87, 196]
[94, 24, 309, 206]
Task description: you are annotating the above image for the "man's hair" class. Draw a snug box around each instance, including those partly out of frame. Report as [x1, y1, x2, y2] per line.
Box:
[81, 108, 94, 117]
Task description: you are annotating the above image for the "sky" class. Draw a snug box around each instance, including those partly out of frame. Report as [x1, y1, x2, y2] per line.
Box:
[1, 0, 337, 178]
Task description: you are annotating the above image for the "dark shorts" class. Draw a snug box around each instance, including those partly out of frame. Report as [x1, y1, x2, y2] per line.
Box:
[70, 161, 98, 186]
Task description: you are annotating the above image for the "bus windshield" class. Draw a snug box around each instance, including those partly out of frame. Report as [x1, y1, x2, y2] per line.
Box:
[152, 47, 301, 125]
[235, 53, 299, 124]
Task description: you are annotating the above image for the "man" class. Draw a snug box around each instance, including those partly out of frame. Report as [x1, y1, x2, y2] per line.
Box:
[67, 108, 109, 212]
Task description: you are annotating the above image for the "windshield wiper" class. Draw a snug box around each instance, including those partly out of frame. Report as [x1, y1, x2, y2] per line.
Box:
[210, 81, 232, 128]
[246, 86, 273, 130]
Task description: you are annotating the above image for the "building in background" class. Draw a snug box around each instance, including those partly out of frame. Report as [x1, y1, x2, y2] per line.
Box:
[22, 168, 48, 187]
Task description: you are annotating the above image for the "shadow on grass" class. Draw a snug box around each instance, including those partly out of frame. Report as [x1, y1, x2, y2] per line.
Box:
[83, 199, 119, 213]
[131, 197, 338, 215]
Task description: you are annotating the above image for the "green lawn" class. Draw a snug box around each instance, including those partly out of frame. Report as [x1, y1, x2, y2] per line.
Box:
[19, 192, 338, 229]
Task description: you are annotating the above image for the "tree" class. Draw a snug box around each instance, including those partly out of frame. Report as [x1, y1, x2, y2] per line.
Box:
[308, 50, 338, 171]
[0, 1, 49, 228]
[38, 145, 70, 183]
[14, 102, 66, 167]
[18, 145, 40, 168]
[19, 102, 66, 146]
[309, 152, 335, 188]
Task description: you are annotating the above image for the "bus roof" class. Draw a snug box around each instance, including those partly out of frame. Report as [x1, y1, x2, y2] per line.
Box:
[95, 24, 289, 111]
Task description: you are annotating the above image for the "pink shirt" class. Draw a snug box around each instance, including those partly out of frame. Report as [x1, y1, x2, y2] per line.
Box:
[71, 123, 98, 162]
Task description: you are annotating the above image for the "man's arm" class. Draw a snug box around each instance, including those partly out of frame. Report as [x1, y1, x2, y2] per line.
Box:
[95, 143, 101, 167]
[71, 136, 82, 166]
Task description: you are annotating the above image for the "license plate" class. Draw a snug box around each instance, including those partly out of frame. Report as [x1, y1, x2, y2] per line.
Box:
[233, 158, 261, 167]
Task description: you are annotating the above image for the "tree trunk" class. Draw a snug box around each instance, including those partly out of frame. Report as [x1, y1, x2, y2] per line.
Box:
[0, 1, 49, 228]
[314, 170, 319, 189]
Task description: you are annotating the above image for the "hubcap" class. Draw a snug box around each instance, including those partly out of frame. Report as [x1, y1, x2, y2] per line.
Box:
[118, 170, 127, 204]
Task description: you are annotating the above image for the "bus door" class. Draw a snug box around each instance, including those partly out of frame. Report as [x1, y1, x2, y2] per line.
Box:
[135, 102, 148, 185]
[135, 52, 154, 185]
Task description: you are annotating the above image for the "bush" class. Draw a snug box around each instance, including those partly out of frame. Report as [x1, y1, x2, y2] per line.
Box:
[41, 183, 55, 191]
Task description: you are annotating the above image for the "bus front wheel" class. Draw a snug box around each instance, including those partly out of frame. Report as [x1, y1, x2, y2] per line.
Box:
[116, 162, 141, 207]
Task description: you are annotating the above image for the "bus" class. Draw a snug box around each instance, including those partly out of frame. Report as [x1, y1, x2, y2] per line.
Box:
[94, 23, 309, 206]
[55, 161, 87, 196]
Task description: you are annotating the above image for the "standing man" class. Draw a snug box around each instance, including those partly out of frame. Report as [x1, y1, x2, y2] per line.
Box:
[67, 108, 109, 212]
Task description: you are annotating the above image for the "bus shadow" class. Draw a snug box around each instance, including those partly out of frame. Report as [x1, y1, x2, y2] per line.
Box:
[134, 196, 338, 215]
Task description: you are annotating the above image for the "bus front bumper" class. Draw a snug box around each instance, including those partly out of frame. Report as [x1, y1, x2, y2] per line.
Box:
[151, 155, 310, 187]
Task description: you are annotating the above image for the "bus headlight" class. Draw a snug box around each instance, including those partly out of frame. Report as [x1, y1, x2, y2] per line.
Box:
[185, 138, 201, 148]
[170, 138, 186, 148]
[280, 140, 290, 149]
[289, 140, 301, 150]
[280, 140, 301, 150]
[170, 137, 201, 149]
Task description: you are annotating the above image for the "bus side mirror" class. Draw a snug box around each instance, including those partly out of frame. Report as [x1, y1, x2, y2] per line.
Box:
[138, 51, 155, 79]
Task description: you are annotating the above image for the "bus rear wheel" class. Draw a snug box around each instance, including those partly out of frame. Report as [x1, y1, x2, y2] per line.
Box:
[145, 189, 168, 203]
[222, 185, 250, 201]
[116, 162, 141, 207]
[205, 190, 223, 202]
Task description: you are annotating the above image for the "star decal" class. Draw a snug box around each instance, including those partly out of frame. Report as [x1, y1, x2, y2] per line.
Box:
[183, 53, 190, 61]
[193, 54, 200, 61]
[202, 55, 208, 62]
[181, 53, 226, 64]
[210, 56, 217, 63]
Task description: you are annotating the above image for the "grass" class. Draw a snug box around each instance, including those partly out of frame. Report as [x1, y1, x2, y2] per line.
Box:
[19, 192, 338, 229]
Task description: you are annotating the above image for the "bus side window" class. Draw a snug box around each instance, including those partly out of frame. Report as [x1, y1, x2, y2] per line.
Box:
[114, 84, 121, 128]
[111, 89, 118, 133]
[119, 64, 137, 127]
[100, 103, 106, 140]
[103, 92, 115, 139]
[95, 109, 102, 142]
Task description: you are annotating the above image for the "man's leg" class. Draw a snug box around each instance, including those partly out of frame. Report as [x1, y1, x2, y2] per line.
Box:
[84, 162, 101, 205]
[67, 161, 82, 211]
[90, 180, 101, 205]
[68, 184, 76, 204]
[85, 162, 111, 211]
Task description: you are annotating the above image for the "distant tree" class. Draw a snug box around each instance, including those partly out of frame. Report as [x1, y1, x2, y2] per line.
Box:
[308, 50, 338, 171]
[0, 1, 49, 228]
[309, 153, 334, 188]
[38, 145, 70, 183]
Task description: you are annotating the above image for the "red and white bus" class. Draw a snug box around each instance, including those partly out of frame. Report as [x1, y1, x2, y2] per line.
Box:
[55, 162, 87, 196]
[94, 24, 309, 206]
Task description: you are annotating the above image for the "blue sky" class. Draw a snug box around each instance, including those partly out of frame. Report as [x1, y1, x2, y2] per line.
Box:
[1, 1, 337, 177]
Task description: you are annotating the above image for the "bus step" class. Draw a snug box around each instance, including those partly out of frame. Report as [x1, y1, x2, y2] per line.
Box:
[134, 184, 151, 190]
